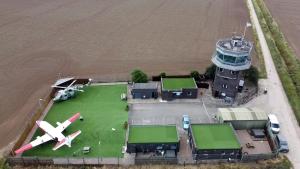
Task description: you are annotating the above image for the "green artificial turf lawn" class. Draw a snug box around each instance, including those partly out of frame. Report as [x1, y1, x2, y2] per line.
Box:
[191, 124, 240, 150]
[128, 125, 178, 143]
[23, 85, 128, 157]
[162, 78, 196, 90]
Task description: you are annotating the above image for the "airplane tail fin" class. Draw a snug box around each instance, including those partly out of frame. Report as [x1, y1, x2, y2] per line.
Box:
[53, 130, 81, 151]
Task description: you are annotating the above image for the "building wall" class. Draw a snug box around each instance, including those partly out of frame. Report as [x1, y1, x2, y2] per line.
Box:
[223, 120, 267, 130]
[127, 142, 179, 154]
[193, 149, 242, 160]
[131, 89, 158, 99]
[212, 68, 243, 98]
[161, 88, 197, 100]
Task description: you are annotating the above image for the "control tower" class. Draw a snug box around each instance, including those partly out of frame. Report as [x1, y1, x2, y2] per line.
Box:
[211, 35, 253, 98]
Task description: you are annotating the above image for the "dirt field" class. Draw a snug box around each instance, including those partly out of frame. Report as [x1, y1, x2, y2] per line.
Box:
[265, 0, 300, 59]
[0, 0, 254, 150]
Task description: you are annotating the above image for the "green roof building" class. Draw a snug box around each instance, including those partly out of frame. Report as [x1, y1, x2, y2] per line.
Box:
[127, 125, 180, 154]
[188, 124, 242, 160]
[161, 78, 198, 100]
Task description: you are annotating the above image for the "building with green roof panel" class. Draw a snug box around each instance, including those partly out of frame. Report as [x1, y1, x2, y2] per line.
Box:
[127, 125, 179, 154]
[161, 78, 198, 100]
[188, 124, 242, 160]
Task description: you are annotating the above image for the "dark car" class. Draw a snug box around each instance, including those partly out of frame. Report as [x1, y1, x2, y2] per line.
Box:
[276, 134, 289, 153]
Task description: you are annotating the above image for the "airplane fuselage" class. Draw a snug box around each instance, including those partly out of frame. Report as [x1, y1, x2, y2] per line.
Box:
[36, 121, 65, 141]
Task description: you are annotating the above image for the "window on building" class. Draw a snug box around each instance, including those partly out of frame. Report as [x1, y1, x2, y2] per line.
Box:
[223, 55, 236, 63]
[231, 71, 238, 75]
[236, 56, 247, 63]
[217, 52, 224, 60]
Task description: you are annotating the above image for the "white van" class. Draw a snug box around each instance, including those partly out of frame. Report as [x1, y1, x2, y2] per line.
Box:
[268, 114, 280, 134]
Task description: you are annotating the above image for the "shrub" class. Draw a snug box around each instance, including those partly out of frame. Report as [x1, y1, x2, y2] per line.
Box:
[125, 105, 129, 111]
[159, 72, 167, 78]
[131, 69, 148, 83]
[205, 64, 216, 80]
[244, 66, 259, 86]
[190, 70, 200, 81]
[123, 121, 128, 130]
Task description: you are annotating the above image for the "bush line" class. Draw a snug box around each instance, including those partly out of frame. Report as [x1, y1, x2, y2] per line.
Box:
[252, 0, 300, 123]
[256, 0, 300, 95]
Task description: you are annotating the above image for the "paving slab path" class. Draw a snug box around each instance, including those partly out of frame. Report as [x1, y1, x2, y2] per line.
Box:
[248, 0, 300, 168]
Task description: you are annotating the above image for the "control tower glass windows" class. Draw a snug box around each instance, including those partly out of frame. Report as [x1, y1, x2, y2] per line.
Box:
[217, 52, 224, 60]
[236, 56, 248, 63]
[223, 55, 236, 63]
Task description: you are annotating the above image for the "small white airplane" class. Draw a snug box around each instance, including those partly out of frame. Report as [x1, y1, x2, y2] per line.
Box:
[15, 113, 82, 154]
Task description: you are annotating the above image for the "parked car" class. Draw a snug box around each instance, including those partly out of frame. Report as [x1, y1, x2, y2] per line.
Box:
[268, 114, 280, 134]
[276, 134, 289, 153]
[182, 115, 190, 130]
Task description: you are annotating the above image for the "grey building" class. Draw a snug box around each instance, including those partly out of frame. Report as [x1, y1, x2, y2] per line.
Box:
[211, 35, 253, 98]
[217, 107, 268, 130]
[131, 83, 158, 99]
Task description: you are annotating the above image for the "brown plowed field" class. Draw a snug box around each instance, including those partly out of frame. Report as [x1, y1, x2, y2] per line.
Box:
[0, 0, 255, 149]
[265, 0, 300, 59]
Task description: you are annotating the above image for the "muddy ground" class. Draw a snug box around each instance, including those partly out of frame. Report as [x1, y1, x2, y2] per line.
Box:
[0, 0, 255, 150]
[265, 0, 300, 59]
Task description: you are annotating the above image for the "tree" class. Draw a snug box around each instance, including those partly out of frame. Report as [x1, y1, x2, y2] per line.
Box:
[131, 69, 148, 83]
[159, 72, 166, 78]
[205, 64, 217, 80]
[244, 65, 259, 86]
[190, 70, 200, 81]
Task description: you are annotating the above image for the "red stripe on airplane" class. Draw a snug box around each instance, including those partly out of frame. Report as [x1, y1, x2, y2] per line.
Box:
[15, 144, 33, 154]
[68, 113, 80, 123]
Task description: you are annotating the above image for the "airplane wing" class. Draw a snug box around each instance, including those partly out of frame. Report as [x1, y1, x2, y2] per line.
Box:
[14, 134, 52, 154]
[56, 113, 80, 133]
[53, 130, 81, 151]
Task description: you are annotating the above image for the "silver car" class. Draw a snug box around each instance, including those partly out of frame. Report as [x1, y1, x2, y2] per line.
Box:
[182, 115, 190, 130]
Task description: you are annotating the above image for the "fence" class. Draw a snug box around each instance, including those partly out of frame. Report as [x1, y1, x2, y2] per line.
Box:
[236, 86, 258, 105]
[241, 153, 278, 162]
[135, 156, 178, 164]
[7, 156, 124, 166]
[10, 88, 55, 156]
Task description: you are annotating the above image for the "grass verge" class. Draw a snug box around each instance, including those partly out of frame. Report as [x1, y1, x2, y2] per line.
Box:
[252, 24, 267, 78]
[252, 0, 300, 124]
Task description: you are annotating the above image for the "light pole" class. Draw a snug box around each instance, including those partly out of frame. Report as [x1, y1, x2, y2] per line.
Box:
[38, 98, 44, 108]
[243, 22, 252, 39]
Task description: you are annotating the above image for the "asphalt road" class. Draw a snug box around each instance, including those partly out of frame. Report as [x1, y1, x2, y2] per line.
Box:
[248, 0, 300, 167]
[129, 103, 212, 126]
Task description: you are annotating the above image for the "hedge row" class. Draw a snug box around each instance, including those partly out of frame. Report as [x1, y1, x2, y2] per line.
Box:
[256, 0, 300, 96]
[252, 0, 300, 123]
